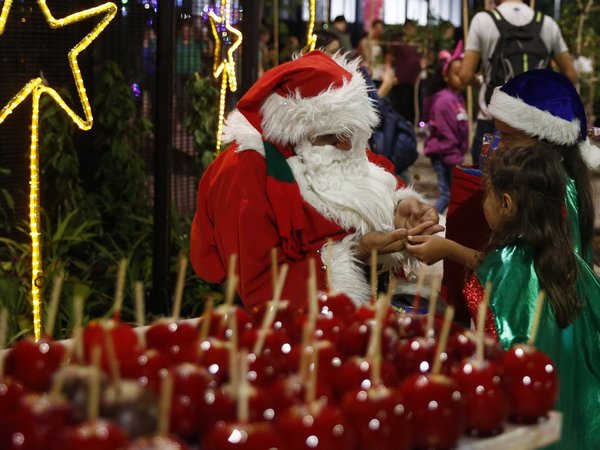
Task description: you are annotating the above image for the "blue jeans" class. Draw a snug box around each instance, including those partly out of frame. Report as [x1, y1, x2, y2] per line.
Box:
[430, 155, 453, 213]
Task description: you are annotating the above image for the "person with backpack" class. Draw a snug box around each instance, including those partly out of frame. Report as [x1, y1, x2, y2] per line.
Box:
[423, 42, 468, 213]
[459, 0, 577, 165]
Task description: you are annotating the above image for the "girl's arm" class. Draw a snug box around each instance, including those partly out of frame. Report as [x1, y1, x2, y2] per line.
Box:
[405, 234, 480, 268]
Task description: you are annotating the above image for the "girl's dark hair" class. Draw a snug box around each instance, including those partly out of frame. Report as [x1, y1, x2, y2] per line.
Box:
[423, 59, 452, 97]
[483, 143, 582, 327]
[555, 141, 595, 252]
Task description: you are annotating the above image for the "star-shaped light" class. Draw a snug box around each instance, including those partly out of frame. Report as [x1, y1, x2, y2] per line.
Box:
[208, 0, 242, 153]
[0, 0, 117, 340]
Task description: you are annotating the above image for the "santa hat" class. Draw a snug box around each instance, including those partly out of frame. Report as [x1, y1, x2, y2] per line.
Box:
[488, 69, 600, 168]
[236, 50, 379, 146]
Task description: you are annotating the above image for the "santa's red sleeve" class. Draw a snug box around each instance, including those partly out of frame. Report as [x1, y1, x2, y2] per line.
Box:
[190, 146, 325, 311]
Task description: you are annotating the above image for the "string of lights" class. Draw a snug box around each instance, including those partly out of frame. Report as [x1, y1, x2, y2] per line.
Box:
[0, 0, 117, 340]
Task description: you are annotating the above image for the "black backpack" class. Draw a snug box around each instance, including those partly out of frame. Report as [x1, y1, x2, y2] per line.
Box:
[485, 8, 550, 104]
[369, 98, 418, 175]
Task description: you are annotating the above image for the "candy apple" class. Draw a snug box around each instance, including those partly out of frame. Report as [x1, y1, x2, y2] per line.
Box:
[196, 338, 231, 383]
[501, 344, 558, 423]
[168, 362, 216, 439]
[318, 291, 356, 324]
[400, 373, 465, 450]
[83, 319, 142, 374]
[454, 359, 509, 436]
[56, 419, 130, 450]
[4, 337, 66, 391]
[202, 421, 284, 450]
[101, 380, 159, 438]
[394, 336, 436, 380]
[125, 435, 189, 449]
[275, 401, 355, 450]
[145, 319, 199, 364]
[121, 349, 171, 392]
[341, 386, 411, 450]
[1, 392, 70, 450]
[55, 364, 106, 423]
[333, 356, 397, 402]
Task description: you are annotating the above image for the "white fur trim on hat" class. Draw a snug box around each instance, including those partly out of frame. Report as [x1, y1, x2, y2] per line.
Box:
[260, 55, 379, 146]
[488, 88, 581, 145]
[222, 110, 265, 155]
[579, 138, 600, 169]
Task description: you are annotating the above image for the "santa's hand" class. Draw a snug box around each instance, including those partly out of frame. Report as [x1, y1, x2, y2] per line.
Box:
[407, 220, 444, 237]
[355, 229, 408, 261]
[395, 198, 444, 235]
[405, 235, 448, 265]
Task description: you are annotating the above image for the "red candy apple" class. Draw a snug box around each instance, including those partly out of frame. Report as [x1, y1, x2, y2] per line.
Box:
[501, 344, 558, 423]
[202, 421, 284, 450]
[454, 359, 509, 436]
[275, 401, 355, 450]
[341, 386, 411, 450]
[83, 319, 142, 374]
[4, 337, 66, 391]
[57, 419, 130, 450]
[400, 373, 465, 450]
[145, 319, 199, 364]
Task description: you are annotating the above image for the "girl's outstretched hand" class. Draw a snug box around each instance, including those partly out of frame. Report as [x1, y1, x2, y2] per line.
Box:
[355, 229, 409, 261]
[405, 234, 449, 265]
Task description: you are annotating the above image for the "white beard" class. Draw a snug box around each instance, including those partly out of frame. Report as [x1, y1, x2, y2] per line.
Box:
[287, 137, 399, 236]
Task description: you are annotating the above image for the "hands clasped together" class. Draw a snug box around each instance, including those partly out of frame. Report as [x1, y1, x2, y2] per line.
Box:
[355, 197, 445, 261]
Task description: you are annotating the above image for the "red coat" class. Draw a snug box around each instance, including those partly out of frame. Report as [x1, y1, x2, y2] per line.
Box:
[190, 143, 402, 311]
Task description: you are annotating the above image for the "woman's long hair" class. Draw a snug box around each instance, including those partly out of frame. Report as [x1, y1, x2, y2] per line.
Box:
[483, 143, 581, 327]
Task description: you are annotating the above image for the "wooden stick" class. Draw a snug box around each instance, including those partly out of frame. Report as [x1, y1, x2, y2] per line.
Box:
[103, 327, 122, 387]
[462, 0, 474, 155]
[412, 266, 427, 318]
[370, 249, 378, 302]
[157, 372, 174, 436]
[88, 346, 102, 421]
[237, 349, 250, 423]
[0, 308, 8, 377]
[476, 282, 491, 365]
[426, 278, 441, 337]
[253, 264, 289, 355]
[271, 247, 278, 298]
[431, 306, 455, 375]
[527, 291, 545, 347]
[225, 255, 238, 309]
[304, 343, 319, 406]
[134, 281, 145, 330]
[73, 294, 84, 363]
[367, 277, 396, 387]
[45, 271, 65, 338]
[171, 254, 188, 322]
[307, 258, 318, 342]
[113, 258, 128, 318]
[228, 300, 239, 395]
[199, 296, 215, 346]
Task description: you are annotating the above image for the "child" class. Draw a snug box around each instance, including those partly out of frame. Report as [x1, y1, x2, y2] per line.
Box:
[422, 42, 468, 213]
[407, 143, 600, 449]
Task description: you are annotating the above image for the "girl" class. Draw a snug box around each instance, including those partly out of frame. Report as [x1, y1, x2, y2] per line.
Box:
[422, 42, 468, 213]
[407, 143, 600, 449]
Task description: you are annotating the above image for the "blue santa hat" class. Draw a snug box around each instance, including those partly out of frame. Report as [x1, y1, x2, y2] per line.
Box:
[488, 69, 600, 168]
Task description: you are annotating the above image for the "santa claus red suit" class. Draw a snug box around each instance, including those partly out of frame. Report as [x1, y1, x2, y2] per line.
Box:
[190, 51, 435, 311]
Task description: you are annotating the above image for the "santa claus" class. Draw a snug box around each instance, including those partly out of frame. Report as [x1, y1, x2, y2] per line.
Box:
[190, 50, 442, 311]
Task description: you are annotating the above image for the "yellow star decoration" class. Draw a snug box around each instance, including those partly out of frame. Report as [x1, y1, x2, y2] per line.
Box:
[208, 0, 242, 153]
[0, 0, 117, 341]
[304, 0, 317, 52]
